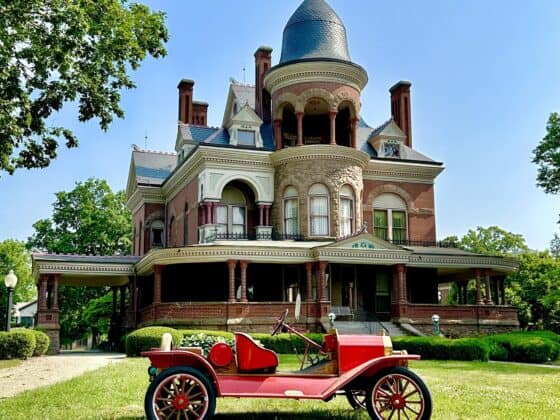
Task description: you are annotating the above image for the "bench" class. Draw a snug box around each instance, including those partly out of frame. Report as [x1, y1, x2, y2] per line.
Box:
[331, 305, 354, 320]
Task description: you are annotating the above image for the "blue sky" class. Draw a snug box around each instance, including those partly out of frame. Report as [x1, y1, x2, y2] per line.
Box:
[0, 0, 559, 250]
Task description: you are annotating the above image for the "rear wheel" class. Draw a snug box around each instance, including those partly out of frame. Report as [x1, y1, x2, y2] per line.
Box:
[346, 388, 367, 410]
[144, 366, 216, 420]
[366, 366, 432, 420]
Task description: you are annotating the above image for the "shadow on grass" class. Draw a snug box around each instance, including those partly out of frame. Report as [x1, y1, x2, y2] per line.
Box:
[115, 411, 363, 420]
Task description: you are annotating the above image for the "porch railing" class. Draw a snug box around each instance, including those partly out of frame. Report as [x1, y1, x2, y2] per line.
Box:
[213, 231, 304, 241]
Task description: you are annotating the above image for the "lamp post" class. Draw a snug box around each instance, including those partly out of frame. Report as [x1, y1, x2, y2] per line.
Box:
[431, 313, 440, 336]
[4, 270, 18, 332]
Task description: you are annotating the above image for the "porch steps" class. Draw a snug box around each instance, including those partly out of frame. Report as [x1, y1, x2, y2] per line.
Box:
[334, 321, 408, 336]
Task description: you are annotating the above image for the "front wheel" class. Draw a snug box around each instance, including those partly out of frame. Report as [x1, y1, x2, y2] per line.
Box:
[366, 366, 432, 420]
[144, 366, 216, 420]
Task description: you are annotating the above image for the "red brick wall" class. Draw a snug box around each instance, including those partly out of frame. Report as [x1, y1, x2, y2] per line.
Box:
[166, 177, 199, 246]
[363, 180, 436, 241]
[132, 203, 165, 255]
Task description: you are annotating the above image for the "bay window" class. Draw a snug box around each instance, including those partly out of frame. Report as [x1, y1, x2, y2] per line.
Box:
[339, 185, 354, 237]
[283, 186, 299, 235]
[309, 184, 330, 236]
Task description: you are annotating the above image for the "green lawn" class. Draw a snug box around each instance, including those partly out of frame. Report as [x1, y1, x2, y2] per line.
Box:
[0, 356, 558, 419]
[0, 359, 22, 370]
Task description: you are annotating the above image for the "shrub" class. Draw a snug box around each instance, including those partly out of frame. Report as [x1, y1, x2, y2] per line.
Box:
[0, 332, 10, 359]
[7, 329, 37, 360]
[483, 333, 560, 363]
[181, 333, 234, 356]
[178, 329, 235, 341]
[30, 329, 50, 356]
[125, 327, 183, 357]
[251, 333, 324, 354]
[392, 336, 489, 361]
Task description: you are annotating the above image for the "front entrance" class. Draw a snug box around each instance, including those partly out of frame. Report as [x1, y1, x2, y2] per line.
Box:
[330, 264, 391, 321]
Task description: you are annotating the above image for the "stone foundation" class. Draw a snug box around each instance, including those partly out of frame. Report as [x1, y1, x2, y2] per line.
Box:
[42, 325, 61, 354]
[407, 321, 519, 338]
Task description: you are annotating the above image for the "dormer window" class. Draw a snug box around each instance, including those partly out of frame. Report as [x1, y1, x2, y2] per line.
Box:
[238, 129, 256, 146]
[381, 140, 400, 158]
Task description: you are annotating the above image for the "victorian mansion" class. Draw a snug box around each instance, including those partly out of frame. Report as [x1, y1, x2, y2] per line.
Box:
[33, 0, 518, 353]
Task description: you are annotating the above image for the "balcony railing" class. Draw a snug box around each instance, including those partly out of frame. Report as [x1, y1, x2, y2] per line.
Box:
[390, 239, 456, 248]
[214, 231, 304, 241]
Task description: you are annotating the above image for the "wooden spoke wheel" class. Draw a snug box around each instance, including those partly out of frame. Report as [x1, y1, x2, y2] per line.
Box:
[145, 367, 216, 420]
[366, 367, 432, 420]
[346, 388, 367, 410]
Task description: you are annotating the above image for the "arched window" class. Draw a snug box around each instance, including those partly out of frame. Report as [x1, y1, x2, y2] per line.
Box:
[339, 185, 354, 237]
[217, 185, 247, 236]
[309, 184, 330, 236]
[373, 194, 407, 243]
[150, 220, 165, 247]
[283, 186, 299, 236]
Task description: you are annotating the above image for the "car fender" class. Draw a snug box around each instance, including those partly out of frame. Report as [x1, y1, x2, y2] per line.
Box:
[321, 354, 420, 400]
[142, 350, 221, 395]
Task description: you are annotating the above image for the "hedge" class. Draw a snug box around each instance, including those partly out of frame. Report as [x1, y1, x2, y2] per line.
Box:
[0, 329, 37, 360]
[483, 332, 560, 363]
[125, 327, 183, 357]
[392, 336, 490, 361]
[31, 330, 50, 356]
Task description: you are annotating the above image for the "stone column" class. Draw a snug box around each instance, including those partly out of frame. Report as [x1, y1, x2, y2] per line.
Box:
[227, 260, 237, 303]
[318, 261, 328, 302]
[153, 265, 163, 304]
[462, 281, 468, 304]
[329, 111, 337, 145]
[350, 117, 358, 148]
[474, 269, 484, 305]
[39, 275, 48, 310]
[274, 119, 283, 150]
[205, 203, 212, 225]
[305, 262, 313, 301]
[211, 202, 217, 224]
[239, 260, 249, 303]
[52, 274, 60, 310]
[484, 269, 493, 304]
[265, 205, 271, 226]
[258, 204, 264, 226]
[394, 264, 407, 304]
[200, 204, 206, 225]
[296, 112, 304, 146]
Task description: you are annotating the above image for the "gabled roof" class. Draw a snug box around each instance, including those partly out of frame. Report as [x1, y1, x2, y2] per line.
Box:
[126, 146, 177, 199]
[223, 82, 256, 127]
[319, 232, 405, 251]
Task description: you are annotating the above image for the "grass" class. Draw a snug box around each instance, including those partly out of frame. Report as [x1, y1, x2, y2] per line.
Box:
[0, 359, 22, 370]
[0, 356, 558, 419]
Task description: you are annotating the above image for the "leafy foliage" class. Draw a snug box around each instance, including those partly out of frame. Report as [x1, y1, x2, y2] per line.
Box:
[27, 178, 132, 342]
[0, 0, 168, 174]
[392, 336, 490, 361]
[0, 329, 36, 360]
[0, 240, 36, 329]
[533, 112, 560, 195]
[445, 226, 528, 256]
[181, 333, 234, 356]
[30, 329, 50, 356]
[483, 331, 560, 363]
[507, 252, 560, 332]
[125, 327, 184, 357]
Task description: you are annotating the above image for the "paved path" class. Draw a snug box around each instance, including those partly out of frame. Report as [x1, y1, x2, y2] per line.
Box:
[0, 352, 126, 399]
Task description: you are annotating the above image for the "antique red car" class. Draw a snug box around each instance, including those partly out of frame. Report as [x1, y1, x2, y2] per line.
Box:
[142, 310, 432, 419]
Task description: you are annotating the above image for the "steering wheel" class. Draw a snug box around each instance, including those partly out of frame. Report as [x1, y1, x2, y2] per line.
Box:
[271, 309, 289, 335]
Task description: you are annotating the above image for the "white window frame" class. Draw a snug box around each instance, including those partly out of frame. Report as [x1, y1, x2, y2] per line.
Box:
[308, 184, 330, 237]
[283, 186, 299, 236]
[216, 204, 247, 235]
[237, 129, 256, 146]
[339, 185, 354, 237]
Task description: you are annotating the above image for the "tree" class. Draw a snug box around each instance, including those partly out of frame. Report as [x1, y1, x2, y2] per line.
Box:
[28, 178, 132, 255]
[0, 0, 168, 175]
[507, 252, 560, 332]
[533, 112, 560, 195]
[455, 226, 528, 256]
[550, 233, 560, 258]
[0, 239, 36, 328]
[28, 178, 132, 342]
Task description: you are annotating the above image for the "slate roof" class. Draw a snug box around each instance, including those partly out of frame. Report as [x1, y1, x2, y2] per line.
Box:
[280, 0, 351, 64]
[132, 149, 176, 186]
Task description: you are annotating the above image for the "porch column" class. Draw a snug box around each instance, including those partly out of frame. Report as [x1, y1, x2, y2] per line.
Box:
[274, 119, 283, 150]
[265, 205, 271, 226]
[119, 285, 127, 317]
[305, 262, 313, 301]
[462, 281, 468, 304]
[348, 281, 354, 309]
[153, 265, 163, 304]
[484, 269, 493, 304]
[329, 111, 337, 145]
[239, 260, 249, 303]
[51, 274, 60, 310]
[296, 112, 304, 146]
[211, 202, 217, 224]
[318, 261, 328, 302]
[227, 260, 237, 303]
[112, 287, 118, 316]
[205, 203, 212, 225]
[39, 275, 48, 310]
[474, 269, 484, 305]
[350, 117, 358, 148]
[394, 264, 407, 304]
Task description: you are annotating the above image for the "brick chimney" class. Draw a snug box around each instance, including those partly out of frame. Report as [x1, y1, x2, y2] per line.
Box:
[192, 101, 208, 126]
[178, 79, 194, 124]
[254, 46, 273, 124]
[390, 81, 412, 147]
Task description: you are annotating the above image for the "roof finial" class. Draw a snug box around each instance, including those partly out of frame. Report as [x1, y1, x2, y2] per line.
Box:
[243, 65, 246, 84]
[144, 131, 148, 149]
